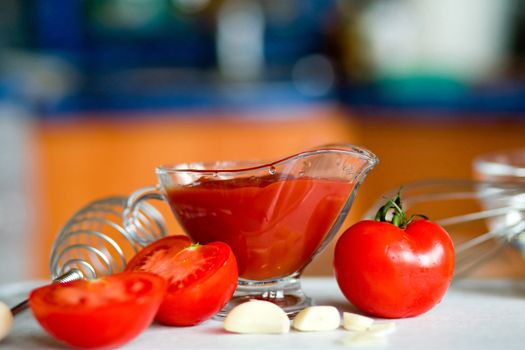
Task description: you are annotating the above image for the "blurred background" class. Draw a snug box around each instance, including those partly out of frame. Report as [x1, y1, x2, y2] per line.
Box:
[1, 0, 525, 283]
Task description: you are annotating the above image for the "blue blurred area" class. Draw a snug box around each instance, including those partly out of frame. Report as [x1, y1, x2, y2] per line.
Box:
[34, 0, 216, 68]
[343, 78, 525, 116]
[34, 0, 333, 69]
[1, 0, 339, 117]
[37, 81, 331, 117]
[1, 0, 525, 117]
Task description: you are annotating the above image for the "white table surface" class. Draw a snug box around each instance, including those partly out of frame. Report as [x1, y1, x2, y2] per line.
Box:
[0, 277, 524, 350]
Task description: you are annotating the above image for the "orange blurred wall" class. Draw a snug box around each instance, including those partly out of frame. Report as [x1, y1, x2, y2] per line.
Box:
[31, 105, 357, 278]
[30, 106, 525, 279]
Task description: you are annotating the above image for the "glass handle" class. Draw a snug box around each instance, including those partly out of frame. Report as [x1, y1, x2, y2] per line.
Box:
[123, 185, 165, 246]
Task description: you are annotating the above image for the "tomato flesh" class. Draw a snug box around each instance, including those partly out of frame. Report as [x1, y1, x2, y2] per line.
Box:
[126, 236, 238, 326]
[126, 235, 192, 273]
[29, 272, 166, 349]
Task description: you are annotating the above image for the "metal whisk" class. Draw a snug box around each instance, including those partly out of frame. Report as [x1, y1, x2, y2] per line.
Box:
[11, 196, 167, 315]
[364, 179, 525, 277]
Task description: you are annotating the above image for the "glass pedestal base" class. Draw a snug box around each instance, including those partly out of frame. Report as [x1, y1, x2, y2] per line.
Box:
[216, 273, 312, 318]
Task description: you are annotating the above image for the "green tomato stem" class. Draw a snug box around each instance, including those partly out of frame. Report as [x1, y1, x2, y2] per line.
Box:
[374, 190, 428, 229]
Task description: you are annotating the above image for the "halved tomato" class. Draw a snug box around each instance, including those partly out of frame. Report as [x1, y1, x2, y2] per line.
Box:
[29, 272, 166, 349]
[126, 235, 238, 326]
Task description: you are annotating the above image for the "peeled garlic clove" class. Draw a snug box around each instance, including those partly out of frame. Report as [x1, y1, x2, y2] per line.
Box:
[340, 332, 387, 347]
[292, 306, 340, 332]
[224, 300, 290, 334]
[368, 321, 396, 336]
[0, 301, 13, 342]
[342, 312, 374, 331]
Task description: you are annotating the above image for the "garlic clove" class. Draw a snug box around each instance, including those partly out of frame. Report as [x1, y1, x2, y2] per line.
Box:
[0, 301, 13, 342]
[340, 331, 387, 347]
[368, 321, 396, 336]
[342, 312, 374, 331]
[224, 300, 290, 334]
[292, 306, 340, 332]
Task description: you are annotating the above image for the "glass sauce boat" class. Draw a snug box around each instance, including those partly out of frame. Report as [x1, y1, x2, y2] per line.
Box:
[124, 144, 378, 315]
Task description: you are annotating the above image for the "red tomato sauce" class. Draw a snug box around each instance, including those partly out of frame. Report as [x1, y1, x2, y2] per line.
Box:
[165, 176, 353, 280]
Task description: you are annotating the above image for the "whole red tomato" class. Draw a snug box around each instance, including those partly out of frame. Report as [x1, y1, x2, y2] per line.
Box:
[334, 193, 455, 318]
[126, 235, 238, 326]
[29, 272, 166, 349]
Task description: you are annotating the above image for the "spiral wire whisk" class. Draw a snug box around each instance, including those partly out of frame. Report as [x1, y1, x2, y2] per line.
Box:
[365, 179, 525, 277]
[11, 196, 167, 315]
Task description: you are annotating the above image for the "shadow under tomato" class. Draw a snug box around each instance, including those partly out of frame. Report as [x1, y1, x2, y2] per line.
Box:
[150, 320, 227, 335]
[199, 326, 229, 335]
[2, 333, 68, 349]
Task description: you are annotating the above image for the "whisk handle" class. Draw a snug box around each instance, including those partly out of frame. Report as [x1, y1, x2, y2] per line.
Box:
[9, 300, 28, 316]
[10, 269, 84, 316]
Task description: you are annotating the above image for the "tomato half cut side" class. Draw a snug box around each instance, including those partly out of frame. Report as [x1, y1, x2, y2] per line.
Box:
[126, 235, 192, 272]
[29, 272, 166, 349]
[126, 236, 238, 326]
